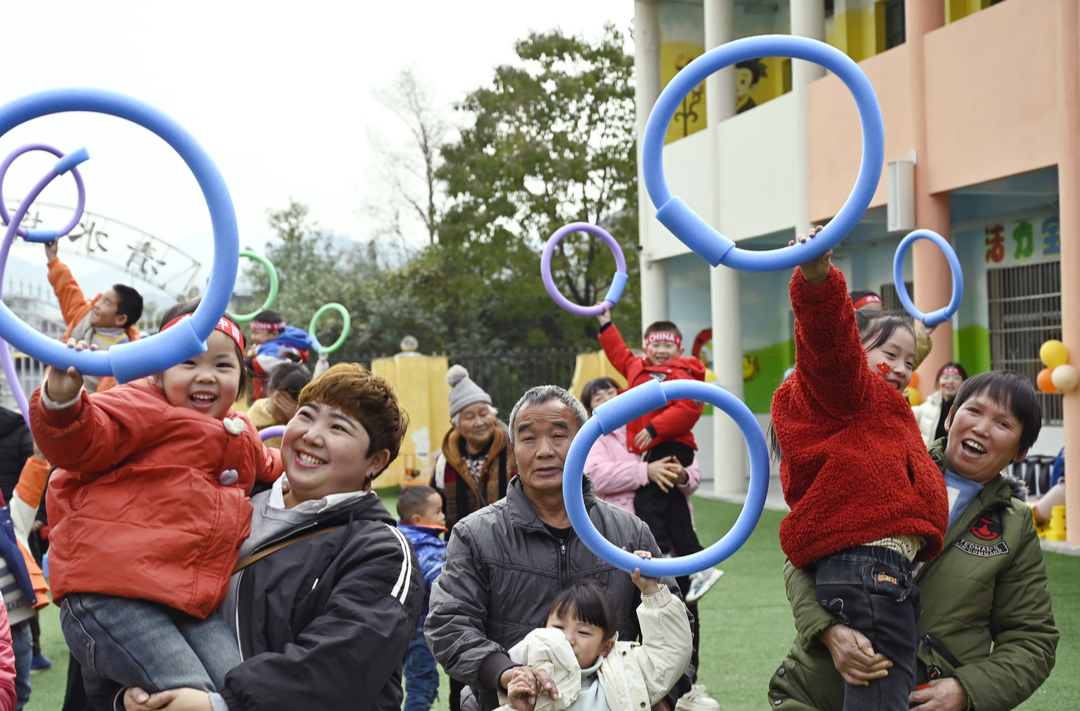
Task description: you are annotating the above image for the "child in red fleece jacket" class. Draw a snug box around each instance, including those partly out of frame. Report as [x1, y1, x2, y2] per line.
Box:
[771, 229, 948, 711]
[595, 310, 709, 572]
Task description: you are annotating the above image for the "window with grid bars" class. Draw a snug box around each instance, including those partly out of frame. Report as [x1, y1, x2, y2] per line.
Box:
[987, 262, 1063, 424]
[879, 282, 913, 313]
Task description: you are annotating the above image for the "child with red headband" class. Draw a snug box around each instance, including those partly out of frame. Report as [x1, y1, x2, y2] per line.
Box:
[771, 228, 948, 710]
[29, 299, 283, 697]
[596, 309, 721, 600]
[247, 309, 323, 400]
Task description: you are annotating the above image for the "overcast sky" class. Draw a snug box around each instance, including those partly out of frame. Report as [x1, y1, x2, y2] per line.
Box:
[1, 0, 631, 302]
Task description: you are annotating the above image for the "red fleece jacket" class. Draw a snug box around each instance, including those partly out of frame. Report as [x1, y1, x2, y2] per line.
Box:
[598, 323, 705, 454]
[770, 267, 948, 569]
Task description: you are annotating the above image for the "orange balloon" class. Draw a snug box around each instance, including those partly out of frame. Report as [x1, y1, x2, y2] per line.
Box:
[1037, 368, 1059, 394]
[910, 371, 919, 388]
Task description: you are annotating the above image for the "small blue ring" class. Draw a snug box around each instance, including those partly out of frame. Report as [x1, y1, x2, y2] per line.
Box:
[564, 379, 770, 577]
[0, 89, 239, 381]
[892, 229, 963, 327]
[642, 35, 884, 272]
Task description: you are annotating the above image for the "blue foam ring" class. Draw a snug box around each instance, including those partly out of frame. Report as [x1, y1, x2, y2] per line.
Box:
[54, 146, 89, 175]
[892, 229, 964, 328]
[260, 425, 286, 442]
[654, 197, 735, 267]
[23, 229, 60, 242]
[603, 271, 630, 306]
[0, 89, 239, 381]
[564, 380, 770, 577]
[642, 35, 884, 272]
[109, 319, 207, 384]
[592, 378, 668, 436]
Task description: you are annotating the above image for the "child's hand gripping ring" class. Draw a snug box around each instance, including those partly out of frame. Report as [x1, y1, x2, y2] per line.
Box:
[563, 379, 769, 577]
[0, 89, 240, 384]
[642, 35, 884, 272]
[542, 223, 628, 317]
[892, 230, 963, 328]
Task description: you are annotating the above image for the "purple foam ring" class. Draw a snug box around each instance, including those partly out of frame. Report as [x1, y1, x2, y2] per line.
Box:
[260, 425, 286, 442]
[541, 223, 628, 317]
[0, 144, 88, 242]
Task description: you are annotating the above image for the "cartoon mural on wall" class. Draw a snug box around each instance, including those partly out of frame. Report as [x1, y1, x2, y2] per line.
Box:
[660, 1, 707, 144]
[736, 59, 768, 113]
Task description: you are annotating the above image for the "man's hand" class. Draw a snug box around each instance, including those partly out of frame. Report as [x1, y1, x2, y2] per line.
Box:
[646, 457, 680, 493]
[916, 318, 937, 339]
[596, 304, 612, 327]
[44, 240, 58, 263]
[124, 687, 212, 711]
[818, 624, 892, 686]
[634, 428, 654, 449]
[501, 666, 558, 711]
[45, 339, 95, 402]
[909, 678, 968, 711]
[792, 226, 831, 286]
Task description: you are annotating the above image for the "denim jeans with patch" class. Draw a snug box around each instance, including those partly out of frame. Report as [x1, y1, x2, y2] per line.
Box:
[60, 593, 241, 693]
[815, 545, 922, 711]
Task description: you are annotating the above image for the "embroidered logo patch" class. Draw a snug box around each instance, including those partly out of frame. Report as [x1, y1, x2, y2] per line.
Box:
[954, 538, 1010, 558]
[876, 572, 899, 585]
[971, 517, 1002, 541]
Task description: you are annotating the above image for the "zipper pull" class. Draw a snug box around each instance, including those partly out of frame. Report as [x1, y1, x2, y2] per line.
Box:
[561, 544, 566, 554]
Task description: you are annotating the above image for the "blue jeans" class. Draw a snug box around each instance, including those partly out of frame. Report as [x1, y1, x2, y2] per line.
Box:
[11, 620, 31, 711]
[815, 546, 921, 711]
[59, 593, 241, 693]
[403, 628, 440, 711]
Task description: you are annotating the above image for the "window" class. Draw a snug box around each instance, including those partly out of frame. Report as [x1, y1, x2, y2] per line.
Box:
[879, 281, 913, 313]
[883, 0, 906, 50]
[987, 262, 1062, 424]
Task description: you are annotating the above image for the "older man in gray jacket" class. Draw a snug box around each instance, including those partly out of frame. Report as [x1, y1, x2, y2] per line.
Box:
[426, 385, 693, 711]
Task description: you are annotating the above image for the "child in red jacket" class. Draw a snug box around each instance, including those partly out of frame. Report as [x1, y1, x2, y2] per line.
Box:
[31, 300, 282, 697]
[771, 229, 948, 710]
[596, 309, 720, 598]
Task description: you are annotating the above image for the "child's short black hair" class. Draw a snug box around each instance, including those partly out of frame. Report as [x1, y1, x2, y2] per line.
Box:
[159, 299, 252, 399]
[112, 284, 143, 327]
[581, 377, 620, 416]
[397, 485, 438, 522]
[548, 579, 618, 640]
[949, 370, 1042, 454]
[268, 362, 311, 400]
[855, 309, 915, 353]
[644, 321, 682, 341]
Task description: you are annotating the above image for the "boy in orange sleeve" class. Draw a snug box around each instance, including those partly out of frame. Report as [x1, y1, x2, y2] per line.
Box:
[44, 241, 143, 393]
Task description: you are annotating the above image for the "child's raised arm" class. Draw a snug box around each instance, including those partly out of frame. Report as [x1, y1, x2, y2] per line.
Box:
[629, 551, 693, 706]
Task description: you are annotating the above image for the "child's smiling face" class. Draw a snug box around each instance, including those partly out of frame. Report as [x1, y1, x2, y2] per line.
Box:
[864, 328, 916, 393]
[161, 330, 241, 419]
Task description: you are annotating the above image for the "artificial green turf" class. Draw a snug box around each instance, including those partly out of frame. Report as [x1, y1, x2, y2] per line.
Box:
[27, 494, 1080, 710]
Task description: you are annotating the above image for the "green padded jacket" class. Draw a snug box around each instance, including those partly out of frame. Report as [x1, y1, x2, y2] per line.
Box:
[768, 437, 1059, 711]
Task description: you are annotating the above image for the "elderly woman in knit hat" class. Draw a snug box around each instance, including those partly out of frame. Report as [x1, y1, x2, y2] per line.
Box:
[431, 366, 517, 537]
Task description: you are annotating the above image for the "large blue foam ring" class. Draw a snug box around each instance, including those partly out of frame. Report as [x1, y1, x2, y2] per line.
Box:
[563, 379, 770, 577]
[892, 229, 964, 328]
[0, 89, 239, 382]
[642, 35, 885, 272]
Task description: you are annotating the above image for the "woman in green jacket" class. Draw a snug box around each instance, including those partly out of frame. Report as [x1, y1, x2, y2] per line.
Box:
[769, 371, 1059, 711]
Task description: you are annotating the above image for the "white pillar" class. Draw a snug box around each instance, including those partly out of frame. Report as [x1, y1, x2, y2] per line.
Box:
[704, 0, 745, 495]
[635, 1, 667, 328]
[791, 0, 826, 238]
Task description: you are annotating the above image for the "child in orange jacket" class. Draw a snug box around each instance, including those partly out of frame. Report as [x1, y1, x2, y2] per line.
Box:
[31, 300, 282, 696]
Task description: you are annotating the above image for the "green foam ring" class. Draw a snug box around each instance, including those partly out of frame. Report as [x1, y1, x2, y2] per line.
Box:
[309, 303, 351, 355]
[231, 251, 279, 324]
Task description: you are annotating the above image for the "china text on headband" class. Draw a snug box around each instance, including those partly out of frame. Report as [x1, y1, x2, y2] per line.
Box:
[162, 315, 245, 352]
[250, 320, 286, 331]
[940, 366, 962, 377]
[644, 332, 682, 348]
[852, 294, 882, 310]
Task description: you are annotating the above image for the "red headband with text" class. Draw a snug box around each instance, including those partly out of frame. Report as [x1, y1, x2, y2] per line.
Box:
[250, 320, 286, 331]
[852, 294, 882, 310]
[940, 365, 962, 378]
[161, 315, 246, 352]
[644, 331, 682, 348]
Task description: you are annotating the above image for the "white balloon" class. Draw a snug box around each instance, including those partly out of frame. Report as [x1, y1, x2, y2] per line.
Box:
[1051, 364, 1079, 392]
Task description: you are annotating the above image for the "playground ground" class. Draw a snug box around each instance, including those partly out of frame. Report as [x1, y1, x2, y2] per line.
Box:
[26, 493, 1080, 711]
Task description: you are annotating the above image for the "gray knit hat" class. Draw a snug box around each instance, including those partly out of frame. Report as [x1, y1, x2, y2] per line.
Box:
[447, 365, 492, 418]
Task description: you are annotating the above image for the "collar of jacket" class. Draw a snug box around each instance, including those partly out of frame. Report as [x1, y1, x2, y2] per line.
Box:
[505, 474, 597, 533]
[928, 436, 1028, 505]
[442, 423, 507, 476]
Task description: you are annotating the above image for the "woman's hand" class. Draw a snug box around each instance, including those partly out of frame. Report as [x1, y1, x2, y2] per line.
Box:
[646, 457, 681, 493]
[792, 226, 831, 286]
[908, 678, 969, 711]
[630, 550, 661, 595]
[502, 666, 558, 711]
[124, 687, 212, 711]
[818, 623, 892, 686]
[45, 339, 95, 402]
